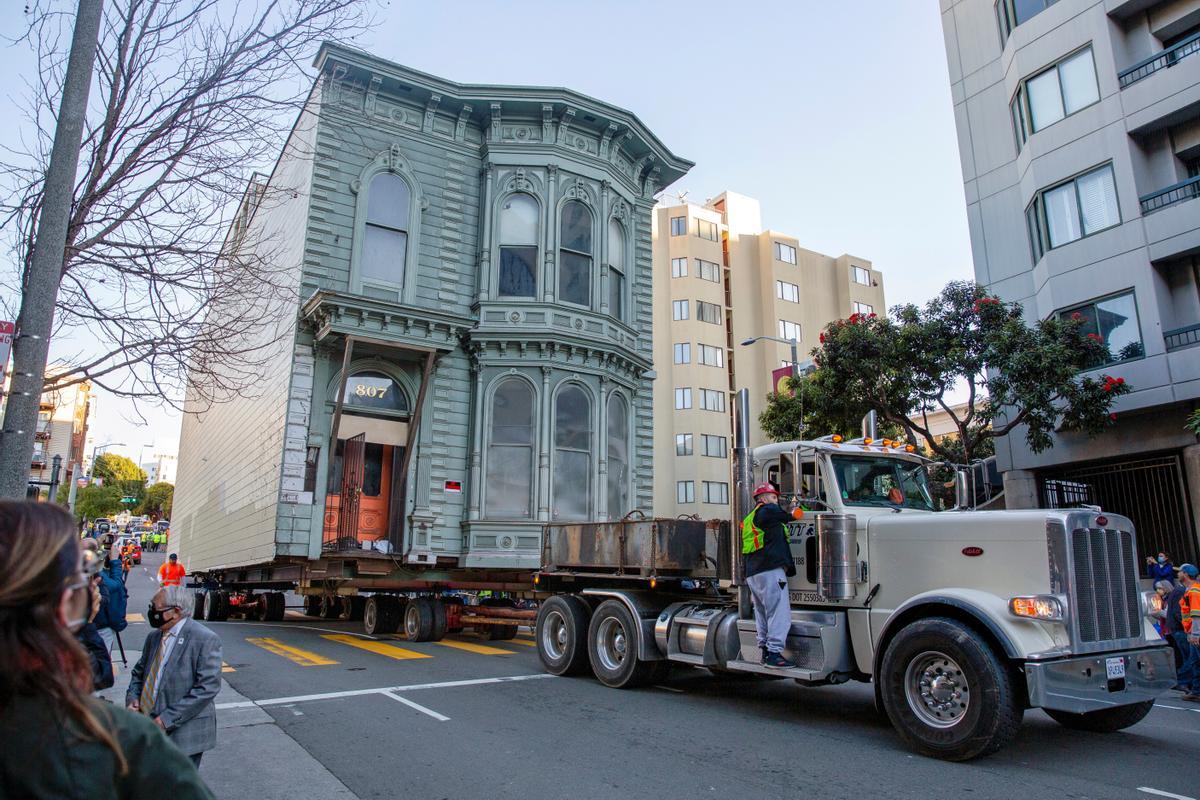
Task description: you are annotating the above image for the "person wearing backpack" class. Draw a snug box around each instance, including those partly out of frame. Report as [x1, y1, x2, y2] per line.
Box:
[87, 538, 129, 656]
[742, 483, 804, 669]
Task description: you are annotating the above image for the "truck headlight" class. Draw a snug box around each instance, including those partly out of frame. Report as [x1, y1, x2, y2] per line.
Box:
[1142, 591, 1164, 618]
[1009, 595, 1065, 621]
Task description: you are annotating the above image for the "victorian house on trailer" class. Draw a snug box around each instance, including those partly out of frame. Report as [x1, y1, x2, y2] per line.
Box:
[171, 45, 691, 576]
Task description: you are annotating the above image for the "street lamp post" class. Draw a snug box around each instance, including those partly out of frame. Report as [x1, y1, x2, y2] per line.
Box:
[740, 334, 800, 382]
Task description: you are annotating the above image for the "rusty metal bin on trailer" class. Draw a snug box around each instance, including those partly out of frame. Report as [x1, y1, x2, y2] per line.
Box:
[542, 516, 729, 580]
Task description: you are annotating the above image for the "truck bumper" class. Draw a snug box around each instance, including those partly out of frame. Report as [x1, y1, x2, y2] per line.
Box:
[1024, 645, 1175, 714]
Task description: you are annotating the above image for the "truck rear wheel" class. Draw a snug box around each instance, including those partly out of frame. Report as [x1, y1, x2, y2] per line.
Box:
[364, 595, 400, 635]
[404, 598, 435, 642]
[340, 596, 365, 622]
[194, 592, 207, 621]
[266, 592, 286, 622]
[587, 599, 660, 689]
[203, 590, 221, 622]
[319, 594, 340, 620]
[1045, 700, 1154, 732]
[303, 595, 321, 617]
[879, 616, 1022, 761]
[536, 595, 591, 676]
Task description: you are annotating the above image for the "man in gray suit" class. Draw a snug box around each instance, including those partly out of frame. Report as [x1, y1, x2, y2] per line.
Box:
[127, 585, 222, 767]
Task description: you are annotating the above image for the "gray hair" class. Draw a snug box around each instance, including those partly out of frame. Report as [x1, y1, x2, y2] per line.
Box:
[162, 585, 195, 616]
[1155, 580, 1174, 593]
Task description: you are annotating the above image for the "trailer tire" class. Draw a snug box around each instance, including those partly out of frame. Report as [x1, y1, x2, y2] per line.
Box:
[364, 596, 400, 635]
[213, 591, 231, 622]
[303, 595, 321, 617]
[203, 591, 220, 622]
[1045, 700, 1154, 733]
[319, 594, 340, 620]
[879, 616, 1022, 761]
[249, 596, 267, 622]
[537, 596, 592, 676]
[266, 592, 286, 622]
[404, 598, 435, 642]
[479, 623, 519, 641]
[194, 592, 206, 621]
[430, 600, 448, 641]
[587, 600, 659, 689]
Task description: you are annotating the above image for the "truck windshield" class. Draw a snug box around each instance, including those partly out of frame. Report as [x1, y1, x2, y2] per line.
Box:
[830, 455, 937, 511]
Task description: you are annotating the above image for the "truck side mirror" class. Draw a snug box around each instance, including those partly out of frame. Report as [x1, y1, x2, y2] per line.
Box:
[954, 468, 971, 510]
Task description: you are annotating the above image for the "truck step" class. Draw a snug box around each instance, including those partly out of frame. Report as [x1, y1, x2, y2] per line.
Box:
[722, 658, 826, 681]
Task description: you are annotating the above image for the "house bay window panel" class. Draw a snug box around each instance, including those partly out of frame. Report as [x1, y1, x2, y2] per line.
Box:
[559, 201, 593, 307]
[1029, 163, 1120, 257]
[498, 247, 537, 298]
[361, 173, 410, 286]
[606, 394, 630, 519]
[608, 219, 626, 321]
[486, 378, 534, 518]
[553, 386, 592, 520]
[498, 193, 539, 298]
[1012, 47, 1099, 147]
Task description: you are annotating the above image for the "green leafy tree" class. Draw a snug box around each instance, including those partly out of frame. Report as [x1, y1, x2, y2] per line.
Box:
[139, 482, 174, 519]
[74, 484, 124, 521]
[759, 369, 904, 442]
[92, 453, 147, 506]
[778, 281, 1130, 464]
[1187, 409, 1200, 437]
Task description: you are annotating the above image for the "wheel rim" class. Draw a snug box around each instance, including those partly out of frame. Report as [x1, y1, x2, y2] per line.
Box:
[595, 615, 629, 672]
[904, 650, 970, 729]
[542, 609, 569, 660]
[405, 603, 419, 638]
[364, 600, 377, 630]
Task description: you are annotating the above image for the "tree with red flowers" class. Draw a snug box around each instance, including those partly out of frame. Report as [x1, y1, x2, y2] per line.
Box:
[762, 281, 1131, 464]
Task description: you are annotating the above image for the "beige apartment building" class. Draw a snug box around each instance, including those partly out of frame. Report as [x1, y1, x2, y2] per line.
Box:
[651, 191, 886, 517]
[2, 369, 95, 498]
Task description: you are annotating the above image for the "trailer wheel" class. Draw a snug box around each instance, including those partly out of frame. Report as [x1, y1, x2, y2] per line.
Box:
[404, 598, 435, 642]
[364, 595, 400, 635]
[203, 591, 221, 622]
[266, 592, 286, 622]
[879, 616, 1022, 761]
[429, 600, 448, 641]
[341, 596, 365, 622]
[194, 592, 206, 621]
[478, 623, 518, 641]
[587, 599, 660, 689]
[213, 591, 231, 622]
[1045, 701, 1154, 733]
[536, 595, 591, 676]
[303, 595, 321, 617]
[319, 594, 340, 620]
[249, 596, 267, 622]
[444, 596, 465, 633]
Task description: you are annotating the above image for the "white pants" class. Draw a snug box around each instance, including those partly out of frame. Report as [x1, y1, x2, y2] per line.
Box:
[746, 567, 791, 654]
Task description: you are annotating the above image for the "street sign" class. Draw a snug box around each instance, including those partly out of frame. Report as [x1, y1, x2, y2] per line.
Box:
[0, 320, 14, 386]
[77, 478, 89, 487]
[121, 496, 137, 504]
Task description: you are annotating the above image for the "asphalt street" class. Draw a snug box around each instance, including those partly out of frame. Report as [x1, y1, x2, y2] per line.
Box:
[117, 552, 1199, 800]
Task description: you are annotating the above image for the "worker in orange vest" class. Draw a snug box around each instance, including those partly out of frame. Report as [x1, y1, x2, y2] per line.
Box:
[1179, 563, 1200, 702]
[157, 553, 187, 588]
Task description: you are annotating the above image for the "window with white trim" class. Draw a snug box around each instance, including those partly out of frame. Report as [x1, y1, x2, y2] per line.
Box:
[702, 481, 729, 504]
[608, 218, 626, 321]
[698, 344, 724, 367]
[672, 300, 689, 320]
[778, 320, 801, 341]
[699, 388, 726, 412]
[671, 257, 688, 278]
[774, 242, 797, 264]
[498, 193, 538, 298]
[552, 385, 592, 520]
[776, 280, 800, 303]
[486, 378, 534, 518]
[677, 480, 695, 504]
[673, 342, 691, 364]
[361, 173, 411, 287]
[852, 301, 874, 315]
[606, 394, 630, 520]
[674, 387, 692, 409]
[559, 201, 593, 306]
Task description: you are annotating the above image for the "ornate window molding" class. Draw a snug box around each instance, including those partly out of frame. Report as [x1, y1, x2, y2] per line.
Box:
[349, 145, 426, 303]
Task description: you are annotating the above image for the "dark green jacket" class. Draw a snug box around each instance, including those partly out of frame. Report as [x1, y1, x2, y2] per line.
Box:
[0, 693, 213, 800]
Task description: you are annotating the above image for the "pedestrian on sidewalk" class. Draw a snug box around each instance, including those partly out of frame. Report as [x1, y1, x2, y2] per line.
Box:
[0, 500, 213, 799]
[82, 537, 129, 658]
[1177, 564, 1200, 702]
[126, 586, 222, 767]
[1148, 552, 1177, 583]
[158, 553, 186, 587]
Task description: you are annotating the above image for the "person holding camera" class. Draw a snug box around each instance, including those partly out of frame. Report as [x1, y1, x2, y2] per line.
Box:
[0, 500, 213, 798]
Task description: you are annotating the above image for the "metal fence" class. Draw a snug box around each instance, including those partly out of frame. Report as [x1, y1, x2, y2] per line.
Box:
[1118, 30, 1200, 88]
[1039, 453, 1197, 566]
[1139, 174, 1200, 215]
[1165, 322, 1200, 353]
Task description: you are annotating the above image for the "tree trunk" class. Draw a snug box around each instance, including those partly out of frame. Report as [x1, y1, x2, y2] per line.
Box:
[0, 0, 104, 499]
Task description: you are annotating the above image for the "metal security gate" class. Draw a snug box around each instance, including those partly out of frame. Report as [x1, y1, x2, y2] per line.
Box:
[1039, 453, 1196, 566]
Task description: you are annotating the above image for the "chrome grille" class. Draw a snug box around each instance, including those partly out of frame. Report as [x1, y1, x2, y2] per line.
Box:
[1070, 527, 1141, 643]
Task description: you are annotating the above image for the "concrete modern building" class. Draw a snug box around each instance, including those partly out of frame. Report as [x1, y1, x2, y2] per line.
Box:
[940, 0, 1200, 560]
[651, 192, 885, 517]
[171, 45, 690, 573]
[142, 453, 177, 485]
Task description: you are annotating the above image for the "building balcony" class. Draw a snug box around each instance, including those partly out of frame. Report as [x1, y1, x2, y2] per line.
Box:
[1140, 176, 1200, 261]
[1120, 38, 1200, 134]
[1165, 322, 1200, 352]
[1119, 30, 1200, 88]
[1140, 174, 1200, 213]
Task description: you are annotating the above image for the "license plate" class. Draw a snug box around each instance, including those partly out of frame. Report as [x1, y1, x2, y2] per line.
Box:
[1106, 657, 1126, 680]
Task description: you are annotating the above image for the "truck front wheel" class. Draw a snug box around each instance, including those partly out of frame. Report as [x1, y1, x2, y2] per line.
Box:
[1045, 700, 1154, 732]
[536, 595, 591, 676]
[880, 616, 1022, 761]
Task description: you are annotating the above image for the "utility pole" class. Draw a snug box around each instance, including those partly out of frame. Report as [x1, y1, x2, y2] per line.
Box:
[0, 0, 104, 498]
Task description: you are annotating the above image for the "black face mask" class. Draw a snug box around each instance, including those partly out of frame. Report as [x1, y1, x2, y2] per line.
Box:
[147, 604, 168, 629]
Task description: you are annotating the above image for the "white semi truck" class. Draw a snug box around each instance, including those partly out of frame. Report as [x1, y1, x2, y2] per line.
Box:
[532, 398, 1174, 760]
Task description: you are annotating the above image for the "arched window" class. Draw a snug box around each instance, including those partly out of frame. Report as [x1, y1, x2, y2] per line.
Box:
[343, 371, 409, 415]
[606, 393, 629, 519]
[361, 173, 411, 286]
[607, 219, 626, 321]
[486, 379, 534, 518]
[498, 194, 539, 298]
[558, 201, 592, 307]
[553, 385, 591, 519]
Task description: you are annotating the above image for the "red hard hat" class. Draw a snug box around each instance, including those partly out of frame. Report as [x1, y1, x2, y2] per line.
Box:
[752, 483, 778, 500]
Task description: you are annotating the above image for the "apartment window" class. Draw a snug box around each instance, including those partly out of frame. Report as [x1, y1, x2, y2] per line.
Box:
[673, 342, 691, 364]
[1026, 163, 1120, 261]
[778, 320, 801, 341]
[996, 0, 1060, 45]
[671, 257, 688, 278]
[498, 193, 539, 298]
[702, 481, 730, 505]
[698, 344, 724, 367]
[697, 301, 722, 325]
[776, 280, 800, 303]
[1011, 47, 1099, 148]
[672, 299, 689, 320]
[676, 433, 693, 456]
[1058, 290, 1144, 365]
[677, 480, 695, 504]
[699, 388, 726, 412]
[696, 219, 718, 241]
[701, 434, 728, 458]
[852, 266, 871, 285]
[697, 259, 721, 283]
[852, 301, 874, 316]
[559, 200, 593, 307]
[670, 216, 686, 236]
[774, 242, 797, 264]
[674, 387, 693, 409]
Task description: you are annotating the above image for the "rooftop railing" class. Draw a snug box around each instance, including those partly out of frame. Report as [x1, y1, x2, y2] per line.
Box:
[1165, 322, 1200, 352]
[1119, 31, 1200, 88]
[1139, 174, 1200, 214]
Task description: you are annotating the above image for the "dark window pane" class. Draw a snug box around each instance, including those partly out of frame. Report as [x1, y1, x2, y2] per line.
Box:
[344, 371, 409, 414]
[609, 268, 624, 320]
[499, 246, 537, 298]
[560, 201, 592, 253]
[362, 443, 384, 497]
[555, 387, 590, 450]
[559, 251, 591, 306]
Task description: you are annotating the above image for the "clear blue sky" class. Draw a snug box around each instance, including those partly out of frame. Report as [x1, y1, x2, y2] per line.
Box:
[1, 1, 972, 457]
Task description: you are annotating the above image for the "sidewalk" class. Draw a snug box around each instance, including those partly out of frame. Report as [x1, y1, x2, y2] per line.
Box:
[101, 650, 358, 800]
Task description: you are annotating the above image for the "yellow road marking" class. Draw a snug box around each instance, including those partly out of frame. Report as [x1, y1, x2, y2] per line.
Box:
[437, 639, 516, 656]
[126, 613, 145, 623]
[507, 638, 536, 647]
[221, 662, 236, 673]
[322, 634, 430, 660]
[246, 637, 337, 666]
